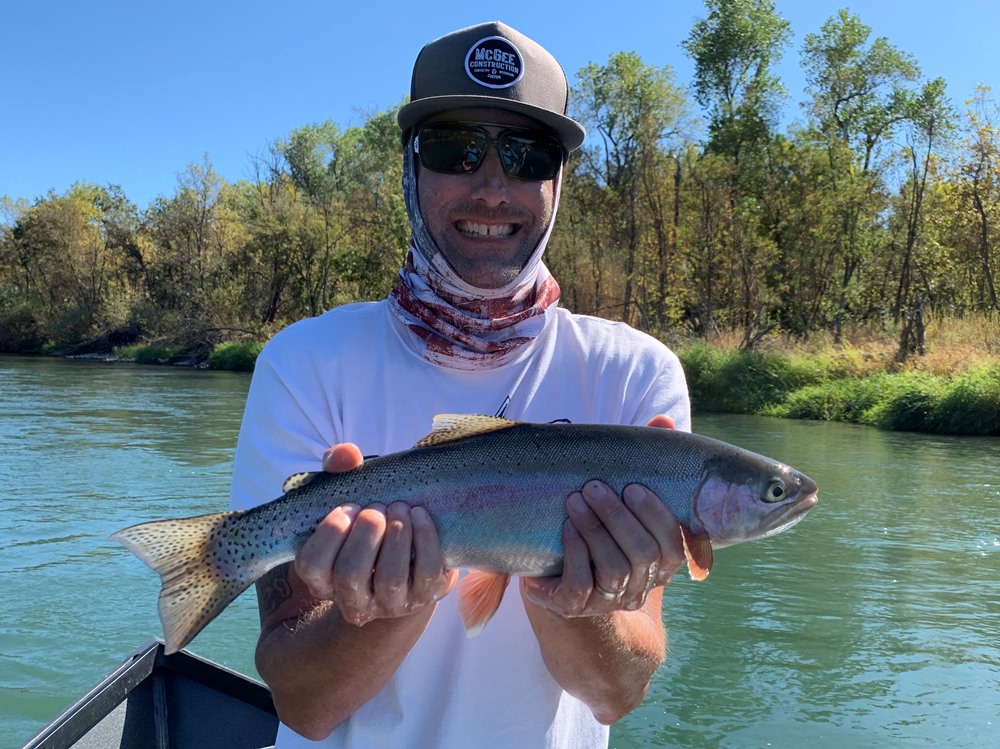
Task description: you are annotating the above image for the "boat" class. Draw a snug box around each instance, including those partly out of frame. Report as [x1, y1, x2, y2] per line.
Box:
[21, 639, 278, 749]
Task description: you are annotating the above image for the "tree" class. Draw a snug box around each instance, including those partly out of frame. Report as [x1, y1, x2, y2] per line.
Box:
[802, 9, 920, 341]
[0, 184, 142, 347]
[333, 106, 409, 301]
[953, 86, 1000, 312]
[274, 111, 408, 315]
[567, 51, 690, 326]
[682, 0, 790, 345]
[888, 78, 956, 362]
[683, 0, 790, 178]
[142, 156, 243, 333]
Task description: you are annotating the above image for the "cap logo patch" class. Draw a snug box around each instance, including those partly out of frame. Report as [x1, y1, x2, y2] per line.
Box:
[464, 36, 524, 89]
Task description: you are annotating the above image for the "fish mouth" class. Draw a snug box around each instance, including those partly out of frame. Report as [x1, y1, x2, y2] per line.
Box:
[761, 494, 818, 538]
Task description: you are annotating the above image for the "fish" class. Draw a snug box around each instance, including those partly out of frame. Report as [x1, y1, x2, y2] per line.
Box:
[111, 414, 818, 654]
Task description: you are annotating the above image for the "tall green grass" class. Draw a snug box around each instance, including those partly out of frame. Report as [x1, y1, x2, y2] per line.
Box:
[678, 344, 1000, 436]
[111, 343, 183, 364]
[206, 341, 265, 372]
[928, 367, 1000, 434]
[678, 342, 826, 414]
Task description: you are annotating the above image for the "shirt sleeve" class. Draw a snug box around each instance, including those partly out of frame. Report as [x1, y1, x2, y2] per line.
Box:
[228, 341, 336, 511]
[628, 343, 692, 433]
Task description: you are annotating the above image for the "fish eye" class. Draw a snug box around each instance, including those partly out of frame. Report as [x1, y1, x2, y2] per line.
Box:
[763, 479, 787, 503]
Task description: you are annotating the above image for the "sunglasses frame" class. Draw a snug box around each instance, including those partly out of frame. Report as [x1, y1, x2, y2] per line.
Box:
[413, 122, 566, 182]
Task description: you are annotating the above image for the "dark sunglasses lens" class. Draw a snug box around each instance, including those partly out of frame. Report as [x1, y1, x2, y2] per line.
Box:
[417, 126, 562, 180]
[498, 133, 562, 180]
[417, 128, 487, 174]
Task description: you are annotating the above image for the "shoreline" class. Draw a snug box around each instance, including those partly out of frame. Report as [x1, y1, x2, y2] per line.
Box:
[9, 346, 996, 437]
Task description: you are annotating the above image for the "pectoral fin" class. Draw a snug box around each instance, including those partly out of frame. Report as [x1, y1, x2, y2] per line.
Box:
[457, 570, 511, 637]
[679, 526, 714, 581]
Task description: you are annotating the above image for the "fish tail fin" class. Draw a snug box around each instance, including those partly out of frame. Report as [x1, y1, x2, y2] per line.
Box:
[111, 512, 253, 654]
[457, 570, 511, 637]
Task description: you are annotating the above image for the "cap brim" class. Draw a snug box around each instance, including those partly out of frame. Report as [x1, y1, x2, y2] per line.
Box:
[398, 95, 586, 152]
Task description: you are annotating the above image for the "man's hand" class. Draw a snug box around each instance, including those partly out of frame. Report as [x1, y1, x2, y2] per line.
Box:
[293, 443, 458, 626]
[520, 414, 685, 616]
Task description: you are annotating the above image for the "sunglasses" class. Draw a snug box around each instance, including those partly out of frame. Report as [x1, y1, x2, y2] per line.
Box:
[414, 123, 565, 181]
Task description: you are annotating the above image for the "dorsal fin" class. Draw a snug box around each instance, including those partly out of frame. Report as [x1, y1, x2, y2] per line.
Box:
[413, 414, 520, 448]
[282, 471, 322, 494]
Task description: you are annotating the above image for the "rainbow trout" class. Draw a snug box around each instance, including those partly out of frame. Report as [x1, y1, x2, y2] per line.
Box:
[112, 414, 818, 653]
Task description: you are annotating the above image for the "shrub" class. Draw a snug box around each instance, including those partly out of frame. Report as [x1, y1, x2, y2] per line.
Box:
[678, 344, 826, 414]
[769, 376, 885, 422]
[207, 341, 265, 372]
[860, 372, 945, 432]
[929, 367, 1000, 435]
[676, 342, 726, 411]
[0, 302, 44, 352]
[112, 343, 183, 364]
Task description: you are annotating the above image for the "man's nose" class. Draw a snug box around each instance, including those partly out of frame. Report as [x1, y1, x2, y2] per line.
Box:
[468, 146, 510, 205]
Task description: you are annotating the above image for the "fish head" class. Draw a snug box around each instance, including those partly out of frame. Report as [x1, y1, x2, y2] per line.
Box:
[690, 452, 818, 549]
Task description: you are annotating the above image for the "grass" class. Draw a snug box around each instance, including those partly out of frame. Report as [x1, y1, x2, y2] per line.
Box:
[105, 313, 999, 435]
[206, 341, 265, 372]
[675, 314, 1000, 436]
[109, 340, 266, 371]
[111, 343, 183, 365]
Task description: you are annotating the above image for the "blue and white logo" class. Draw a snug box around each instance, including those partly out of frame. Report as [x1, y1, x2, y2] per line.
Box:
[464, 36, 524, 89]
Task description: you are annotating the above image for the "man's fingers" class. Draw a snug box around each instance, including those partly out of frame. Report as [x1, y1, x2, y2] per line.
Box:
[323, 442, 364, 473]
[575, 480, 662, 605]
[372, 502, 414, 613]
[410, 507, 456, 604]
[623, 484, 685, 586]
[567, 486, 632, 596]
[646, 414, 675, 429]
[295, 504, 359, 600]
[331, 503, 387, 623]
[521, 520, 591, 615]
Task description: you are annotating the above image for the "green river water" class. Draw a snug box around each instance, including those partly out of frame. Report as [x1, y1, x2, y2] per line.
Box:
[1, 355, 997, 748]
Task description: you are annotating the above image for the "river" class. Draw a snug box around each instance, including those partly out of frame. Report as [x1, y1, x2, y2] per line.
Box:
[1, 355, 998, 748]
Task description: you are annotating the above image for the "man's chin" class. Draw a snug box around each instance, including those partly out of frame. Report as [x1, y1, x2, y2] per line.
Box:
[434, 245, 530, 290]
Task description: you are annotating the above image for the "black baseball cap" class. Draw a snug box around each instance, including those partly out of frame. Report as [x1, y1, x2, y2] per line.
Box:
[397, 21, 586, 151]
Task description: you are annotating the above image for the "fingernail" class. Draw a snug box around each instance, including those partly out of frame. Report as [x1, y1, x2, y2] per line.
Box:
[583, 481, 613, 500]
[387, 502, 410, 521]
[567, 493, 588, 515]
[622, 484, 648, 506]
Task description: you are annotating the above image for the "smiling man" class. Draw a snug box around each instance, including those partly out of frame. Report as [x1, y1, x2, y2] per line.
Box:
[412, 109, 560, 287]
[229, 21, 691, 749]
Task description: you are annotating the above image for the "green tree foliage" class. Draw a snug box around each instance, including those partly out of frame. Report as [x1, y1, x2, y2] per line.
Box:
[3, 3, 1000, 365]
[682, 0, 790, 345]
[683, 0, 791, 177]
[0, 183, 142, 349]
[801, 9, 920, 341]
[562, 51, 690, 329]
[945, 86, 1000, 312]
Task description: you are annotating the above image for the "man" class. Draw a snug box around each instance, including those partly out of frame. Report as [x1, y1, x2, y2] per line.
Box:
[229, 21, 691, 748]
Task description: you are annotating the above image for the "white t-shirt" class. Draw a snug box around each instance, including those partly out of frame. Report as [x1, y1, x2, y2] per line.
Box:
[230, 300, 690, 749]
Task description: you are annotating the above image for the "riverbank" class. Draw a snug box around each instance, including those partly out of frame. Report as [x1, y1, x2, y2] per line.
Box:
[22, 316, 1000, 437]
[678, 342, 1000, 436]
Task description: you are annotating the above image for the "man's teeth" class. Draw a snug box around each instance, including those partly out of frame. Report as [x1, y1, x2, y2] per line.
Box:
[457, 221, 515, 237]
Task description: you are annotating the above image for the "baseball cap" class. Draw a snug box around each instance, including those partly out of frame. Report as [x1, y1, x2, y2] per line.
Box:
[397, 21, 586, 151]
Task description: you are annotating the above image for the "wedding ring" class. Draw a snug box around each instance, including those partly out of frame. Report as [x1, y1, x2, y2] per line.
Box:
[594, 584, 620, 601]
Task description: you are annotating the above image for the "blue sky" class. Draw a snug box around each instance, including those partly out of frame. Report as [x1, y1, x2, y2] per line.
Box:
[3, 0, 997, 209]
